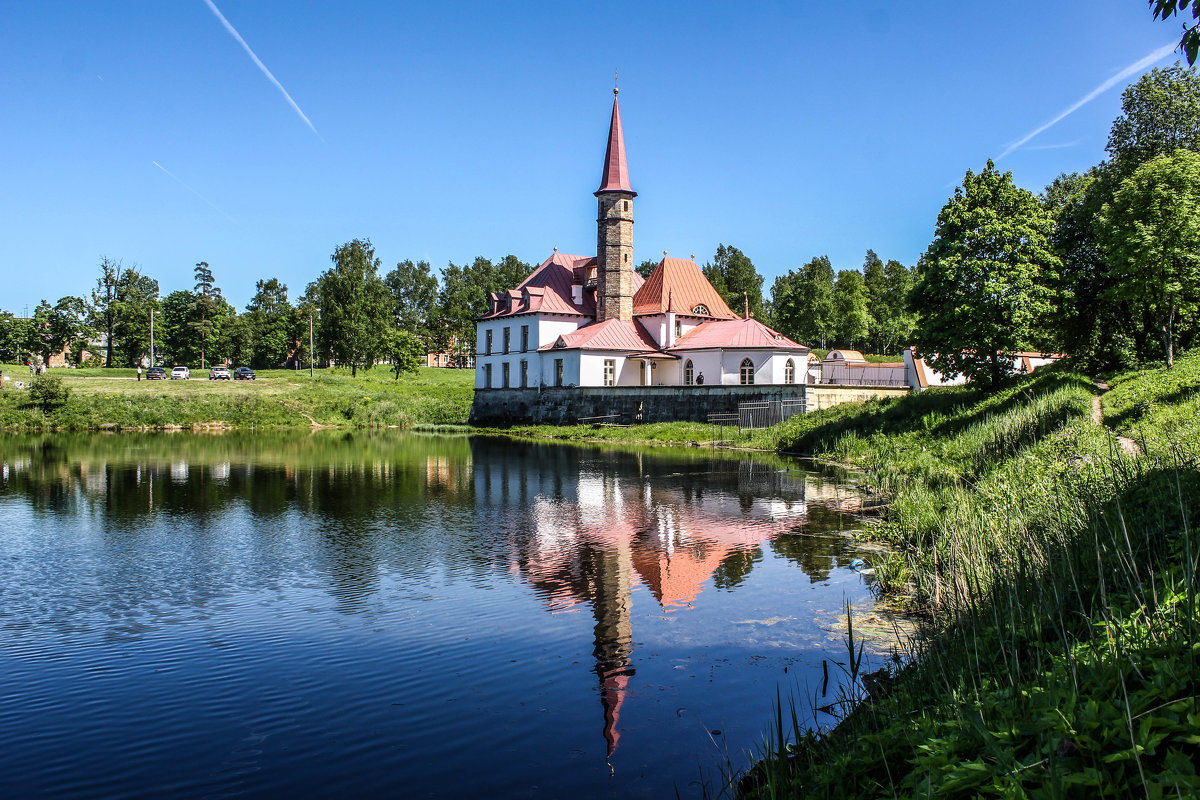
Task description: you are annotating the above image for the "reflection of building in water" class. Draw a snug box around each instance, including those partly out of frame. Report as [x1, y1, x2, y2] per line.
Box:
[471, 443, 840, 757]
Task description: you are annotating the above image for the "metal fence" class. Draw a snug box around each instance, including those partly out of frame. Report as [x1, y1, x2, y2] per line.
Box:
[738, 398, 808, 430]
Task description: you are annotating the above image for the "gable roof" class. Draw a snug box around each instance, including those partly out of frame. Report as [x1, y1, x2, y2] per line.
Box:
[632, 257, 738, 319]
[539, 318, 664, 353]
[668, 317, 810, 352]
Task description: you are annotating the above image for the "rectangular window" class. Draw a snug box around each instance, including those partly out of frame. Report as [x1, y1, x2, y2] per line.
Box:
[521, 325, 529, 352]
[520, 360, 528, 388]
[603, 359, 616, 387]
[485, 330, 493, 355]
[554, 359, 564, 387]
[503, 327, 511, 354]
[502, 362, 510, 388]
[484, 363, 492, 389]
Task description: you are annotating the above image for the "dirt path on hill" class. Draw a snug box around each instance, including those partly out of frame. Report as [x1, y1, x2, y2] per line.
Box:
[1092, 385, 1141, 456]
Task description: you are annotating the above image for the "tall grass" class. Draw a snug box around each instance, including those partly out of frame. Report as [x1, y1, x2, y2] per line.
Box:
[738, 355, 1200, 798]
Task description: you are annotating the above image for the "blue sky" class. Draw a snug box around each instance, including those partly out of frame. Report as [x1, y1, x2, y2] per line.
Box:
[0, 1, 1187, 313]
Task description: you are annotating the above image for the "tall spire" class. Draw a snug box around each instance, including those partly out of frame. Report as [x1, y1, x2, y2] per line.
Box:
[596, 88, 636, 196]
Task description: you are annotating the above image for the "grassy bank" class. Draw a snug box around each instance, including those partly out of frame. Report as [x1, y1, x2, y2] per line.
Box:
[0, 365, 474, 430]
[738, 354, 1200, 798]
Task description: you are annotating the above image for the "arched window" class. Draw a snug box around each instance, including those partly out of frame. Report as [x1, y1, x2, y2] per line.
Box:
[684, 359, 694, 385]
[740, 358, 755, 385]
[691, 304, 710, 316]
[784, 359, 795, 384]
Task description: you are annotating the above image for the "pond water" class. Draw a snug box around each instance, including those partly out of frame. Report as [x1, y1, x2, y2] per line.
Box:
[0, 432, 893, 799]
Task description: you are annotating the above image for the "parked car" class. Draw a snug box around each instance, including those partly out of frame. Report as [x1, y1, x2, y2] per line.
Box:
[170, 366, 190, 380]
[146, 366, 167, 380]
[233, 367, 256, 381]
[209, 366, 231, 381]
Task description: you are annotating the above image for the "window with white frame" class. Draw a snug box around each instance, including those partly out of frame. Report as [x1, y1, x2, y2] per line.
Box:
[785, 359, 795, 384]
[485, 330, 493, 355]
[521, 325, 529, 352]
[484, 363, 492, 388]
[503, 327, 511, 354]
[502, 362, 510, 388]
[740, 357, 755, 385]
[520, 360, 528, 388]
[554, 359, 564, 386]
[603, 359, 616, 386]
[684, 359, 693, 385]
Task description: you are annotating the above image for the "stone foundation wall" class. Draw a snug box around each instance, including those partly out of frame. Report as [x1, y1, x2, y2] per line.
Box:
[471, 383, 911, 425]
[470, 385, 806, 425]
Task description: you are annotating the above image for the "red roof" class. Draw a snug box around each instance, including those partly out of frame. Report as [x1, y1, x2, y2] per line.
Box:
[669, 317, 811, 352]
[540, 318, 664, 353]
[632, 257, 738, 319]
[479, 251, 645, 320]
[596, 94, 636, 196]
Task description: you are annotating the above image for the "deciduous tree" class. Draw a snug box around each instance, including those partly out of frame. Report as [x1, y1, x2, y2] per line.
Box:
[313, 239, 392, 377]
[703, 244, 765, 319]
[1151, 1, 1200, 65]
[1100, 148, 1200, 367]
[832, 269, 872, 349]
[912, 160, 1059, 387]
[385, 260, 438, 343]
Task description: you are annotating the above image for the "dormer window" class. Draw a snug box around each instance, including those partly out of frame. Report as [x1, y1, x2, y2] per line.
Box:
[692, 304, 710, 316]
[554, 336, 567, 349]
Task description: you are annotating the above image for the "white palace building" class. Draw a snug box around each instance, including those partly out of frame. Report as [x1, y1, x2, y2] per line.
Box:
[470, 90, 821, 424]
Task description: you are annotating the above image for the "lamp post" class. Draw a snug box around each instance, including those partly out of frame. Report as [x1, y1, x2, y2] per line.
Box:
[309, 308, 319, 377]
[149, 309, 155, 367]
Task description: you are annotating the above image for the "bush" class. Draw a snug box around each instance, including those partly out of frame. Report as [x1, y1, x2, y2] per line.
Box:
[28, 374, 69, 411]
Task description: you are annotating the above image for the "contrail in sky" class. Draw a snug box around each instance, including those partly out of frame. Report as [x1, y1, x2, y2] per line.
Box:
[151, 160, 236, 222]
[202, 0, 323, 140]
[999, 41, 1178, 158]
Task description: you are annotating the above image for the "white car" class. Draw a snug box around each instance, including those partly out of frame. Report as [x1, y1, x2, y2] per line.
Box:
[170, 366, 190, 380]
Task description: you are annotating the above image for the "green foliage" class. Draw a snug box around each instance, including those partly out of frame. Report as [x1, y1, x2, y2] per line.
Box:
[0, 364, 474, 430]
[863, 252, 915, 355]
[832, 269, 872, 349]
[1100, 148, 1200, 367]
[0, 312, 33, 363]
[27, 373, 69, 410]
[773, 255, 836, 348]
[1103, 349, 1200, 458]
[913, 160, 1060, 387]
[243, 278, 296, 369]
[386, 259, 439, 344]
[635, 259, 658, 279]
[1152, 1, 1200, 64]
[1107, 63, 1200, 175]
[312, 239, 392, 377]
[703, 244, 765, 319]
[382, 327, 423, 379]
[742, 361, 1200, 800]
[436, 255, 531, 363]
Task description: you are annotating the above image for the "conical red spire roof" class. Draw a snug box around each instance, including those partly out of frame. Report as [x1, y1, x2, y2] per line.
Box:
[596, 91, 636, 196]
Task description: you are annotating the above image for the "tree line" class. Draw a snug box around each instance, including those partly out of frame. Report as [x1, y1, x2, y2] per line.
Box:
[4, 65, 1198, 386]
[0, 242, 535, 379]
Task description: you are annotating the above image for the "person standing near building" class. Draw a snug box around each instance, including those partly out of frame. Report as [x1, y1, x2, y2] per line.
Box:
[137, 365, 142, 381]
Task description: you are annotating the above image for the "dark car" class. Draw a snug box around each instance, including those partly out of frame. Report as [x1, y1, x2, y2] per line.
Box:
[234, 367, 256, 381]
[146, 367, 167, 380]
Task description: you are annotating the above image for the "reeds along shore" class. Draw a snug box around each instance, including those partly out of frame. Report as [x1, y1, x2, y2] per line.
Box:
[737, 353, 1200, 798]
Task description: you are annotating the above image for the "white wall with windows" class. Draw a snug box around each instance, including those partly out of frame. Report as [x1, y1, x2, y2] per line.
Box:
[475, 314, 586, 389]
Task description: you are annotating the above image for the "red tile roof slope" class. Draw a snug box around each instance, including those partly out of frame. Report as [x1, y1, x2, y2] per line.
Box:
[596, 95, 636, 196]
[668, 317, 811, 352]
[479, 252, 646, 320]
[539, 318, 664, 353]
[632, 257, 738, 319]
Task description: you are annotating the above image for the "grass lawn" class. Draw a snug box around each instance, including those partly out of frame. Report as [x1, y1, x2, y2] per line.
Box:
[0, 364, 475, 430]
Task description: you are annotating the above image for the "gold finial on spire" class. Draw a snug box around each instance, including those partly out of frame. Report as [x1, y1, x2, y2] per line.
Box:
[663, 250, 668, 256]
[614, 68, 619, 96]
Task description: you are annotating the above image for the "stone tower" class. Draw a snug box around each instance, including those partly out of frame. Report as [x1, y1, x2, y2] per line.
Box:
[595, 89, 636, 322]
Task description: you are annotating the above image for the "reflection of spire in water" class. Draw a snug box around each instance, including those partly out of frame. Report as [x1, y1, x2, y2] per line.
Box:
[585, 544, 634, 758]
